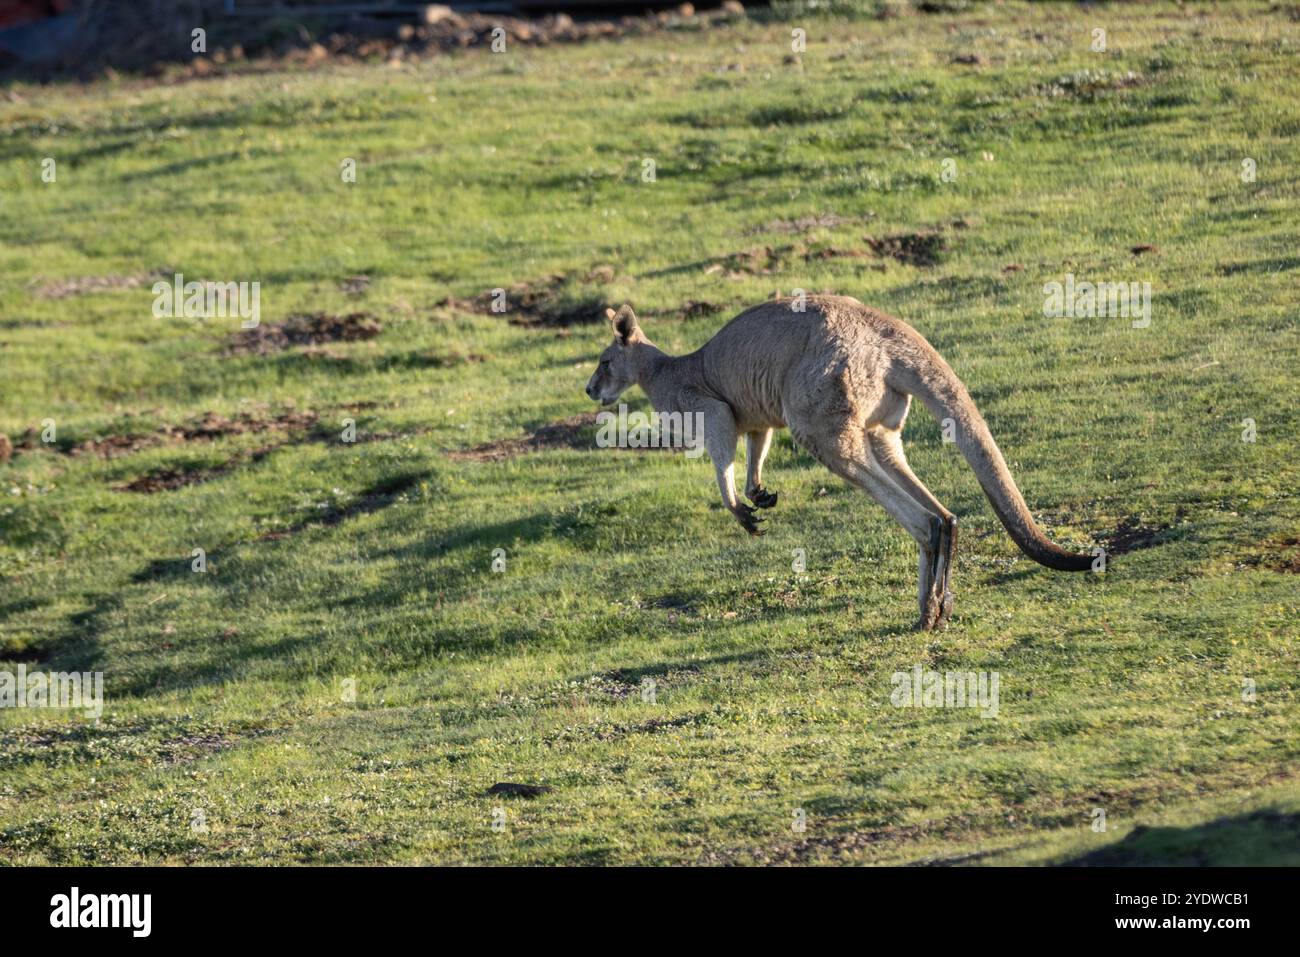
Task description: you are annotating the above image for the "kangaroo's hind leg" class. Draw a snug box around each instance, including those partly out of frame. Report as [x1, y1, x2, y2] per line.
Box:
[869, 426, 957, 629]
[789, 415, 947, 629]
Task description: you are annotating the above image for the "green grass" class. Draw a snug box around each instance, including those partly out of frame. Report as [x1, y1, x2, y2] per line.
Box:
[1, 1, 1298, 865]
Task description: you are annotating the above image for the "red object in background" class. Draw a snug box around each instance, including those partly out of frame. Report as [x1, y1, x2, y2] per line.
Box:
[0, 0, 69, 30]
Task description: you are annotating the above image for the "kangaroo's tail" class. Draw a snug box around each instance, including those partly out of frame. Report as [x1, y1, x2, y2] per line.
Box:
[888, 340, 1094, 572]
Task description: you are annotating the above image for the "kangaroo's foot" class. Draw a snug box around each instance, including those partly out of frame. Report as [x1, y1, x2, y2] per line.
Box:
[930, 514, 961, 629]
[919, 584, 953, 631]
[746, 485, 779, 509]
[731, 502, 765, 536]
[918, 516, 957, 630]
[937, 517, 957, 628]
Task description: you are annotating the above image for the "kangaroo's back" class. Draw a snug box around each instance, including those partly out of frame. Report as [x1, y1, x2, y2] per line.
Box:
[692, 296, 900, 429]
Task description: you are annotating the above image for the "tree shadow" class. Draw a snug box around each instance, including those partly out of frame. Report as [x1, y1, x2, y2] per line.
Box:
[1060, 809, 1300, 866]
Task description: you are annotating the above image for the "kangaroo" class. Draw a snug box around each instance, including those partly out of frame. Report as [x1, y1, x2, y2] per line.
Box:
[584, 297, 1097, 630]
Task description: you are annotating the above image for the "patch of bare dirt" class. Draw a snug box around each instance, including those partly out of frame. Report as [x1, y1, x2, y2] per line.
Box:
[865, 230, 948, 267]
[114, 445, 276, 494]
[230, 312, 382, 355]
[117, 464, 228, 494]
[1032, 70, 1145, 100]
[438, 274, 614, 329]
[676, 299, 723, 320]
[746, 212, 875, 236]
[449, 413, 599, 463]
[9, 409, 319, 460]
[1248, 535, 1300, 574]
[804, 245, 875, 262]
[31, 269, 170, 300]
[704, 225, 960, 278]
[157, 729, 273, 766]
[340, 275, 370, 295]
[705, 246, 793, 277]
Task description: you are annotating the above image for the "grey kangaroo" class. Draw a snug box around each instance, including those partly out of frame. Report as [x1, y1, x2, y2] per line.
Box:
[585, 297, 1095, 630]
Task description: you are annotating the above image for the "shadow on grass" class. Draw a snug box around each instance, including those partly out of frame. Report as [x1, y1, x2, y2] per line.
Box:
[1061, 809, 1300, 866]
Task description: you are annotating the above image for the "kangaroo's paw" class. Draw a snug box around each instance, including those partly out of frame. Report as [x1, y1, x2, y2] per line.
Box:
[919, 591, 952, 631]
[918, 587, 945, 631]
[747, 486, 779, 509]
[936, 588, 955, 629]
[731, 502, 765, 536]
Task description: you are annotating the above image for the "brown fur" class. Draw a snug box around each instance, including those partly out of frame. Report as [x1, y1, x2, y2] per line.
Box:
[585, 297, 1095, 630]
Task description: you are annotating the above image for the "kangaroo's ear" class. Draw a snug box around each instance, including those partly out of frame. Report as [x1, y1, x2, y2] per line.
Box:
[610, 304, 639, 344]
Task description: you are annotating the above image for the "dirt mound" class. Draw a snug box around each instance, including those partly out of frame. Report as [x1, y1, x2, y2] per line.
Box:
[28, 409, 321, 460]
[117, 464, 226, 494]
[115, 445, 277, 494]
[700, 228, 957, 278]
[450, 413, 599, 463]
[805, 245, 874, 262]
[1032, 70, 1145, 101]
[864, 231, 948, 267]
[746, 212, 876, 235]
[439, 275, 613, 329]
[705, 246, 793, 277]
[1247, 535, 1300, 574]
[677, 299, 723, 320]
[340, 275, 370, 295]
[32, 269, 169, 300]
[230, 312, 381, 355]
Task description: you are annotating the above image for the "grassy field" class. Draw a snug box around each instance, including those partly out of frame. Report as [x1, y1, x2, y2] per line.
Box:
[1, 0, 1298, 865]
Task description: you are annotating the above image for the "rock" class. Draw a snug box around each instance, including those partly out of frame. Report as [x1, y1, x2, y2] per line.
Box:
[677, 3, 695, 16]
[721, 0, 746, 14]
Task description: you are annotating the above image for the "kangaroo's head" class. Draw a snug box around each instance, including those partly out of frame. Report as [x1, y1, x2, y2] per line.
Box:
[585, 305, 643, 406]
